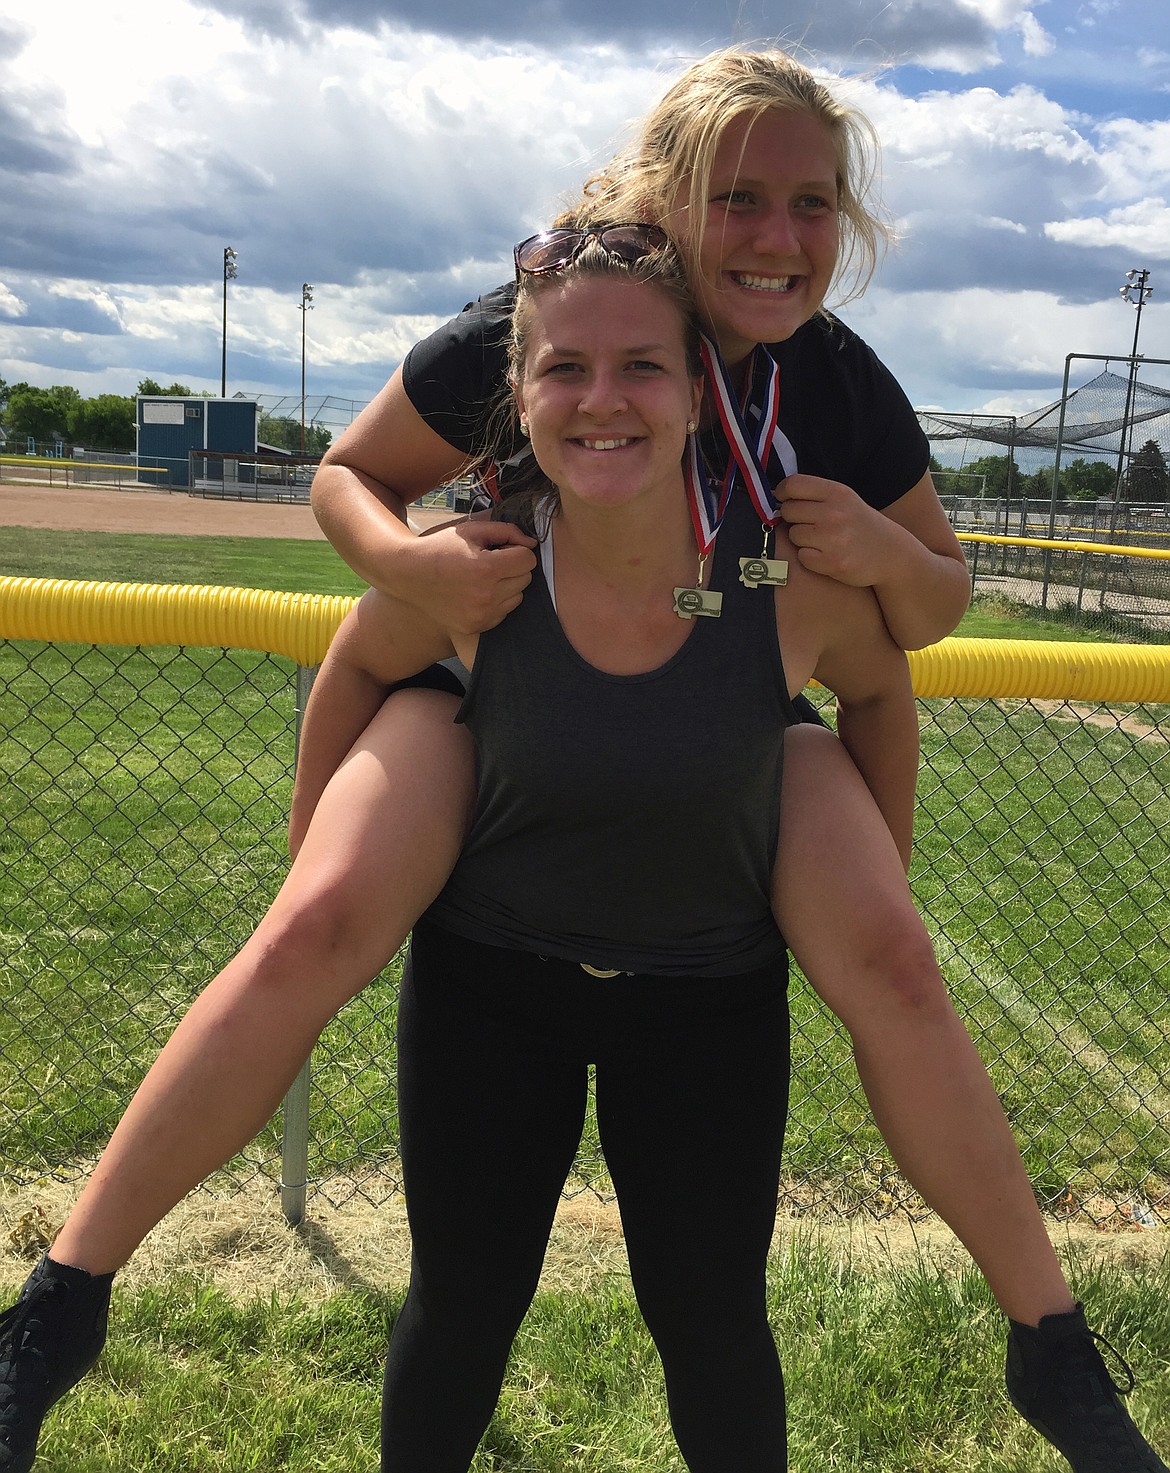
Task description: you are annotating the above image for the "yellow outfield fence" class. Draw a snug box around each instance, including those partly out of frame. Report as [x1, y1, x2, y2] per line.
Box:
[3, 573, 1167, 700]
[1, 576, 1168, 1230]
[0, 575, 355, 669]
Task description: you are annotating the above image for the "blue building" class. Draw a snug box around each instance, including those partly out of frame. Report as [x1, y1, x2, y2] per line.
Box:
[136, 397, 259, 488]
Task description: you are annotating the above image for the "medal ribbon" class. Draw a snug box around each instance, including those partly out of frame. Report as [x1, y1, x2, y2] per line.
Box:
[682, 430, 728, 559]
[698, 333, 796, 528]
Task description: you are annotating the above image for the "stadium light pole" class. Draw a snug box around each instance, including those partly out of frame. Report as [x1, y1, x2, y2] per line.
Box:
[221, 247, 238, 398]
[300, 282, 314, 454]
[1112, 268, 1153, 526]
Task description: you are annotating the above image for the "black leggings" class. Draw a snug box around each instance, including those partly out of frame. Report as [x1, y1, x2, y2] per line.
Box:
[382, 920, 792, 1472]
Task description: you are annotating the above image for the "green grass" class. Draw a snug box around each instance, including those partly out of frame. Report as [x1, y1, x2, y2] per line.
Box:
[4, 1238, 1168, 1471]
[0, 526, 367, 596]
[957, 598, 1112, 641]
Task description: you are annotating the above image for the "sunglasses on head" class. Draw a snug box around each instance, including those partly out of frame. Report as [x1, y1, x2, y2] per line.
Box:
[513, 223, 671, 278]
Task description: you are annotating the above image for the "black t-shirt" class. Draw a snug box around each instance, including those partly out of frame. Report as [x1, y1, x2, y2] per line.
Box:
[402, 282, 930, 510]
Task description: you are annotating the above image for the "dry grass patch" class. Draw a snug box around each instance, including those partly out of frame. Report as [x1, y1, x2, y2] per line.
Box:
[4, 1177, 1166, 1305]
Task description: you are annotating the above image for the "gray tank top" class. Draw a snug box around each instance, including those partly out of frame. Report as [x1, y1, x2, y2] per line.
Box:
[425, 490, 799, 977]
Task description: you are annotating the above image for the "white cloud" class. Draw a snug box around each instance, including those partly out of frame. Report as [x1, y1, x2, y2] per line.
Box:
[1019, 12, 1055, 55]
[0, 282, 28, 318]
[874, 83, 1095, 170]
[2, 0, 1169, 416]
[851, 283, 1170, 412]
[1043, 200, 1170, 259]
[1093, 119, 1170, 197]
[5, 0, 251, 150]
[46, 282, 125, 325]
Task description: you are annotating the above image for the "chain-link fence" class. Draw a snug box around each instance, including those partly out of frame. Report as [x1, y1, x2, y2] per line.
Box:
[2, 623, 1168, 1228]
[944, 520, 1170, 643]
[0, 451, 170, 492]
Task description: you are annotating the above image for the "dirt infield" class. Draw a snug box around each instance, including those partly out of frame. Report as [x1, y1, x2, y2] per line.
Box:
[0, 483, 454, 539]
[0, 482, 327, 538]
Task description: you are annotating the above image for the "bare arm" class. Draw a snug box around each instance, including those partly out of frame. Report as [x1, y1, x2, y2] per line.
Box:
[288, 591, 460, 855]
[311, 366, 537, 633]
[778, 469, 970, 650]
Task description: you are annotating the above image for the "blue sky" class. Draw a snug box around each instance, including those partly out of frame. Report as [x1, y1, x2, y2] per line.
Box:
[1, 0, 1168, 420]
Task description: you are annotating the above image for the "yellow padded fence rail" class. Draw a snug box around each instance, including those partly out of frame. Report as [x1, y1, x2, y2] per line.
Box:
[956, 532, 1170, 561]
[0, 576, 356, 670]
[1, 575, 1168, 702]
[0, 456, 167, 475]
[905, 636, 1169, 703]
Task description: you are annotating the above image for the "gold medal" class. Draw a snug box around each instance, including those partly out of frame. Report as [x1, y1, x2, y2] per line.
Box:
[674, 548, 722, 621]
[739, 524, 787, 588]
[738, 556, 788, 587]
[673, 586, 724, 620]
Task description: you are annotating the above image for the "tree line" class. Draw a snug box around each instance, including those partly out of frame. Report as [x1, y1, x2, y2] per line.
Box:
[0, 378, 331, 457]
[930, 447, 1169, 504]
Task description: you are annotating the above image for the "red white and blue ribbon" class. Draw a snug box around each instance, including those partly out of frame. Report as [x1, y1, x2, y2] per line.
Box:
[698, 333, 797, 530]
[682, 429, 729, 559]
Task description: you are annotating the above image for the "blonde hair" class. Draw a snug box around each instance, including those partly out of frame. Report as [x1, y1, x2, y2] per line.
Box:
[571, 47, 888, 307]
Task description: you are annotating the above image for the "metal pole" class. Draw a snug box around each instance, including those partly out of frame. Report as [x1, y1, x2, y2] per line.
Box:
[1102, 270, 1152, 610]
[1041, 354, 1075, 610]
[221, 247, 237, 398]
[280, 662, 318, 1227]
[300, 283, 314, 456]
[1110, 270, 1150, 537]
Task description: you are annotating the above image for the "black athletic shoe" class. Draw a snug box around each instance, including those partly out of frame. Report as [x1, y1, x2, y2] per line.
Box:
[0, 1254, 113, 1473]
[1006, 1302, 1168, 1472]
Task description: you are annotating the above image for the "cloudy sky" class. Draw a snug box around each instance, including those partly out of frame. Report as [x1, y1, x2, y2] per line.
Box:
[2, 0, 1168, 425]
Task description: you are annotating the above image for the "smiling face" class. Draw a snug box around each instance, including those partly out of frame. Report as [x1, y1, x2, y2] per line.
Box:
[514, 274, 703, 516]
[683, 108, 841, 367]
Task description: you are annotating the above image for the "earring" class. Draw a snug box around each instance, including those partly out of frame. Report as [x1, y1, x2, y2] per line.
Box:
[686, 420, 697, 435]
[519, 417, 530, 438]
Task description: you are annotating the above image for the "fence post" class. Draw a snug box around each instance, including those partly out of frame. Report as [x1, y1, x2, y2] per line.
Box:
[280, 663, 318, 1227]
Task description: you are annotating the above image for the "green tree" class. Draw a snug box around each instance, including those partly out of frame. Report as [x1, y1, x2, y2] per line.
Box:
[69, 394, 137, 451]
[930, 453, 1019, 499]
[1017, 467, 1054, 501]
[258, 413, 332, 455]
[962, 454, 1014, 499]
[1124, 439, 1169, 504]
[1058, 457, 1116, 501]
[4, 384, 81, 449]
[137, 378, 194, 397]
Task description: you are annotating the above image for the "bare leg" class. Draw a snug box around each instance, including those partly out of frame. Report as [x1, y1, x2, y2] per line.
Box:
[51, 690, 473, 1276]
[775, 723, 1074, 1326]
